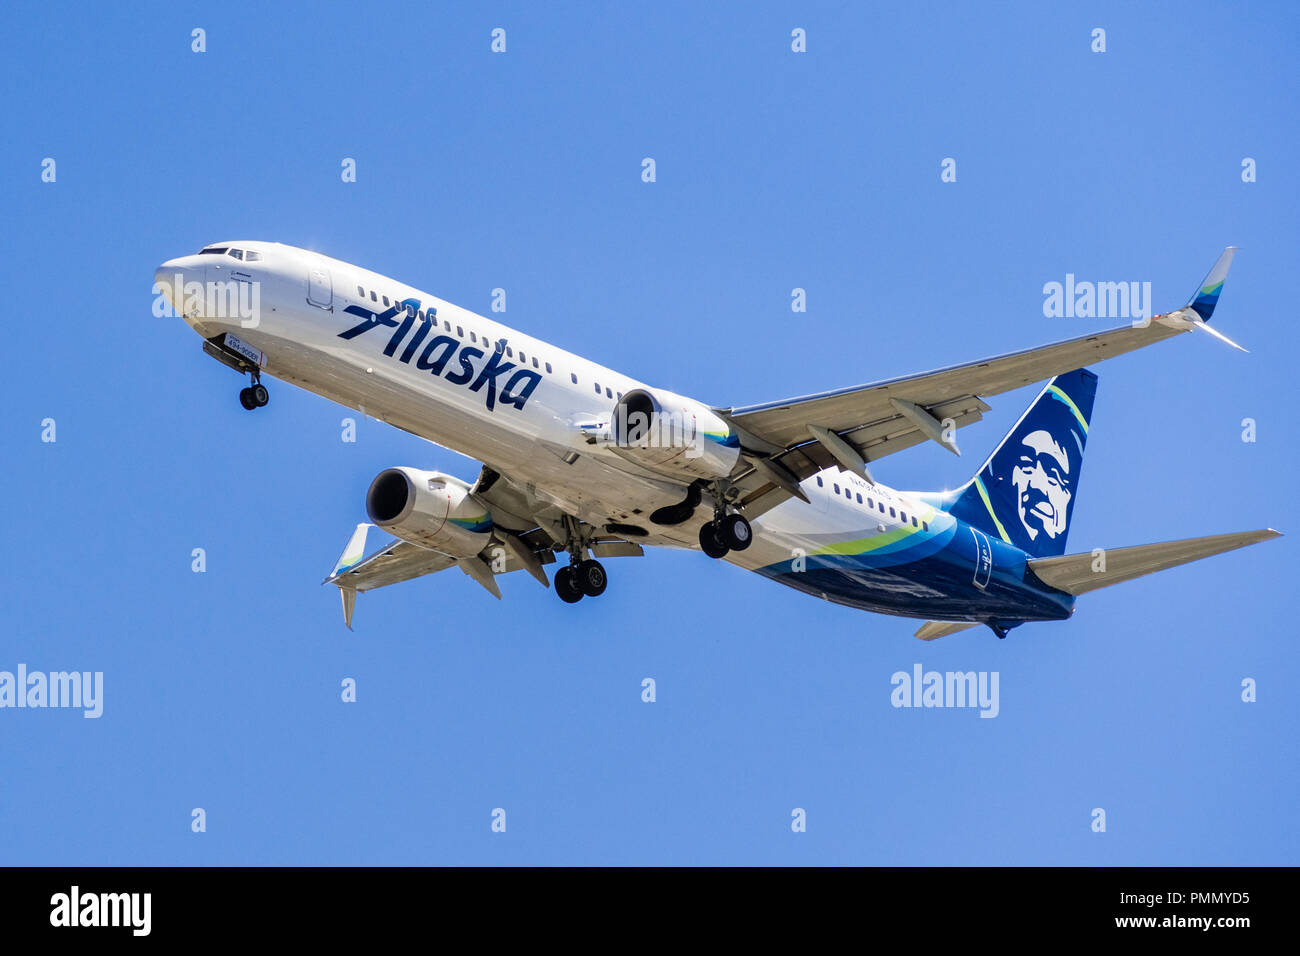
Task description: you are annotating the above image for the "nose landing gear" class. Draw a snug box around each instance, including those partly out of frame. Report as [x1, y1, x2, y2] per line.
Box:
[239, 374, 269, 410]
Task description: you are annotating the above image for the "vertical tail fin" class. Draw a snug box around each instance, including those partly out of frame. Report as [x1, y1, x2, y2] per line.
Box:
[946, 369, 1097, 558]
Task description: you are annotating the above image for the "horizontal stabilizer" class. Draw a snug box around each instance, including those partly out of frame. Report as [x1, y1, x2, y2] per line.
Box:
[1028, 528, 1280, 596]
[914, 620, 981, 641]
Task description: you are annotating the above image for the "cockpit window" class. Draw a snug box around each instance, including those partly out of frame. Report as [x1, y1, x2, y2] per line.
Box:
[199, 247, 228, 255]
[245, 250, 261, 262]
[228, 249, 244, 260]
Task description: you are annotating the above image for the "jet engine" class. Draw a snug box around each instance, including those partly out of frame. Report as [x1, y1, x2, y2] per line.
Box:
[365, 467, 492, 556]
[608, 388, 740, 481]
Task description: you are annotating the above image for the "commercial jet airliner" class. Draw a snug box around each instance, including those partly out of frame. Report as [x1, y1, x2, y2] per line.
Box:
[155, 244, 1278, 638]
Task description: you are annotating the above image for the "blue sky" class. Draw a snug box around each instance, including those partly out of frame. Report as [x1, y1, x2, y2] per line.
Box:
[2, 1, 1296, 865]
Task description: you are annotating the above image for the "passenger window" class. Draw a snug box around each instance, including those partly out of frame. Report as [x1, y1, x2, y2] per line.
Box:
[470, 331, 477, 343]
[911, 516, 918, 527]
[518, 351, 525, 362]
[545, 362, 551, 373]
[382, 296, 389, 306]
[357, 286, 364, 296]
[534, 358, 541, 369]
[506, 347, 513, 357]
[889, 507, 896, 518]
[444, 321, 451, 331]
[833, 483, 840, 494]
[922, 521, 929, 531]
[856, 493, 862, 504]
[370, 291, 377, 302]
[571, 372, 578, 384]
[867, 497, 874, 508]
[606, 387, 613, 398]
[816, 476, 823, 487]
[879, 502, 886, 513]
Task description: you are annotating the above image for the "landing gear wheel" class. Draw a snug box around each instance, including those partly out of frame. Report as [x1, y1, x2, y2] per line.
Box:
[699, 521, 729, 559]
[251, 383, 269, 407]
[554, 565, 584, 603]
[576, 559, 607, 597]
[719, 513, 752, 551]
[239, 387, 256, 410]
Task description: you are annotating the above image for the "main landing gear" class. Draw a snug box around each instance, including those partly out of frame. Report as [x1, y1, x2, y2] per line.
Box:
[552, 515, 607, 604]
[698, 482, 753, 559]
[239, 371, 269, 410]
[554, 559, 607, 604]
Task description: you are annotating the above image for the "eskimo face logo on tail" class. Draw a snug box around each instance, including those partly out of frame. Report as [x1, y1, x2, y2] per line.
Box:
[982, 378, 1091, 555]
[338, 299, 541, 412]
[1011, 429, 1073, 541]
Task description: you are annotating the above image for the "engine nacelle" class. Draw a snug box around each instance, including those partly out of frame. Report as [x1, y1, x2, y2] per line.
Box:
[365, 467, 492, 557]
[608, 388, 740, 481]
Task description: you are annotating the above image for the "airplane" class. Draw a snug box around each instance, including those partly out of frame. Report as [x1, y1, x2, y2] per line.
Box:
[154, 243, 1279, 639]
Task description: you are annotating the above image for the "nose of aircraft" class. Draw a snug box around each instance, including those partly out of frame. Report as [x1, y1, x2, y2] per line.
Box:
[155, 256, 200, 314]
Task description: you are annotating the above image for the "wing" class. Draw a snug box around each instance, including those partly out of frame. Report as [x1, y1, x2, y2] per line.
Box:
[323, 500, 644, 627]
[722, 249, 1241, 517]
[325, 526, 458, 592]
[322, 522, 557, 627]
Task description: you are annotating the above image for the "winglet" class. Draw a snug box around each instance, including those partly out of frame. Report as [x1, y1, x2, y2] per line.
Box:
[1187, 246, 1237, 322]
[329, 523, 372, 581]
[1163, 247, 1246, 351]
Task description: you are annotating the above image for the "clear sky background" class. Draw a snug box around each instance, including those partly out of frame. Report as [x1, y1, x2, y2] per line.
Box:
[2, 1, 1296, 865]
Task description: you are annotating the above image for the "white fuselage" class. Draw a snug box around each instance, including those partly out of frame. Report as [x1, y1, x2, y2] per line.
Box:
[156, 240, 943, 605]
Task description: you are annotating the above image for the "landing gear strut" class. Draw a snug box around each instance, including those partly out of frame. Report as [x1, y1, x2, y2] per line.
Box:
[239, 371, 269, 410]
[552, 516, 608, 603]
[698, 482, 752, 559]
